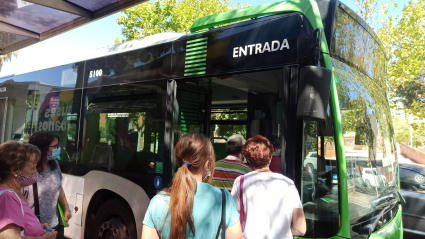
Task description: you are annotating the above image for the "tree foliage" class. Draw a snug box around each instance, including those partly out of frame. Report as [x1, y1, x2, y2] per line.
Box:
[354, 0, 383, 28]
[393, 115, 425, 147]
[0, 52, 17, 72]
[115, 0, 248, 43]
[211, 109, 247, 138]
[377, 0, 425, 117]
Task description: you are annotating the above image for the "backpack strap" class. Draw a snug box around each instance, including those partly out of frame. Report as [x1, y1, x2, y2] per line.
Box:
[239, 175, 245, 232]
[215, 189, 227, 239]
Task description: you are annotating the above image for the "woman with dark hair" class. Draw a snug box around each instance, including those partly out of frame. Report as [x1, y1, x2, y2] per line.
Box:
[141, 133, 242, 239]
[231, 135, 306, 239]
[24, 132, 71, 239]
[0, 141, 57, 238]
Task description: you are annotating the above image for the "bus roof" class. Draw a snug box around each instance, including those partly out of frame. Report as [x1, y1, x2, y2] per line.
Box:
[15, 32, 186, 76]
[190, 1, 322, 33]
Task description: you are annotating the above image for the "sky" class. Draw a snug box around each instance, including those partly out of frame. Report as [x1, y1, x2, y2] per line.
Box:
[0, 0, 409, 77]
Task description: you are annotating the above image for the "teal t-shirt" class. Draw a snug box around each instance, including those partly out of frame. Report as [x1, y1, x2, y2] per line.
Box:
[143, 182, 239, 238]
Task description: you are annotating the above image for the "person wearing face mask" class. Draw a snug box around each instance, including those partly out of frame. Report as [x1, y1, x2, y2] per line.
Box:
[231, 135, 306, 239]
[0, 141, 58, 239]
[265, 135, 282, 174]
[23, 132, 71, 239]
[142, 133, 242, 239]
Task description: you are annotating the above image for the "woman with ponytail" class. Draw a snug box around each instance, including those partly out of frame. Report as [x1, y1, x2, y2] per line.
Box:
[142, 133, 242, 239]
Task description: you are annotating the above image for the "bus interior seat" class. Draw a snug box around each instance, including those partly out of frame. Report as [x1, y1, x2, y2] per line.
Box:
[90, 143, 114, 170]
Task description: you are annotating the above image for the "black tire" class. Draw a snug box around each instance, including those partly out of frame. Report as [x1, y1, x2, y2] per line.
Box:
[365, 179, 372, 188]
[92, 198, 137, 239]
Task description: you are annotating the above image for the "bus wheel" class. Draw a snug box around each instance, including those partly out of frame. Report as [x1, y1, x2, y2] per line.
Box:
[365, 179, 372, 188]
[93, 198, 137, 239]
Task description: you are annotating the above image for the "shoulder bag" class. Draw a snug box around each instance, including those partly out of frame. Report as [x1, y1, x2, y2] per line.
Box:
[215, 189, 227, 239]
[33, 183, 67, 226]
[239, 175, 246, 232]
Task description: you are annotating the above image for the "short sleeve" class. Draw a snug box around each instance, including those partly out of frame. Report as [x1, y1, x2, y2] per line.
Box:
[0, 192, 25, 231]
[142, 195, 158, 229]
[289, 184, 303, 209]
[231, 176, 240, 211]
[225, 190, 240, 227]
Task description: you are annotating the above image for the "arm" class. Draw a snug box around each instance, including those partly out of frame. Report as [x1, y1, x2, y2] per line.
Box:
[0, 224, 56, 239]
[0, 224, 21, 239]
[291, 208, 306, 236]
[226, 221, 243, 239]
[141, 225, 159, 239]
[22, 232, 57, 239]
[58, 187, 71, 222]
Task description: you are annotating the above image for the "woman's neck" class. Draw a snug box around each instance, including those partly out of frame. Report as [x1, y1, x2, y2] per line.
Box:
[193, 173, 203, 182]
[254, 165, 272, 173]
[0, 179, 22, 193]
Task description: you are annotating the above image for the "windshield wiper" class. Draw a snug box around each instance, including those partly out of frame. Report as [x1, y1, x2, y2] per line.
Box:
[359, 196, 401, 235]
[358, 205, 391, 235]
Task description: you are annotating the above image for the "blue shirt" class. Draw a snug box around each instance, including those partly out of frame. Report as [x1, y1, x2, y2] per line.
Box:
[143, 182, 239, 238]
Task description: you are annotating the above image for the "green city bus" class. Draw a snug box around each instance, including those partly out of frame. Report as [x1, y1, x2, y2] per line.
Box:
[0, 0, 402, 238]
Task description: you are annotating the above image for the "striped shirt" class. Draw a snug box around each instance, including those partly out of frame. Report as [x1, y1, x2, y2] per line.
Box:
[211, 156, 252, 192]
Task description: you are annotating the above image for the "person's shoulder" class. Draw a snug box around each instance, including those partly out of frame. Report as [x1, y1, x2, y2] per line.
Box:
[215, 159, 232, 165]
[150, 192, 170, 206]
[0, 189, 22, 208]
[52, 160, 62, 171]
[273, 173, 295, 185]
[200, 182, 222, 193]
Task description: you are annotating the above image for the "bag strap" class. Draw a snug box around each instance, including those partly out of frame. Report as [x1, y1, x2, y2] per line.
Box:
[215, 189, 227, 239]
[221, 189, 226, 239]
[239, 175, 245, 232]
[33, 183, 41, 221]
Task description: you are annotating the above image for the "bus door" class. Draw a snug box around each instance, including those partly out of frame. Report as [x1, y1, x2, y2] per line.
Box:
[164, 80, 212, 178]
[175, 70, 283, 163]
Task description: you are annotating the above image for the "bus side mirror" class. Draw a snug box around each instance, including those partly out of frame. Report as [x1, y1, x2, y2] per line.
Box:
[297, 66, 332, 121]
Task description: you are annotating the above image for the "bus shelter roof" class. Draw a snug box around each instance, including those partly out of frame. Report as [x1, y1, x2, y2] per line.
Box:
[0, 0, 146, 55]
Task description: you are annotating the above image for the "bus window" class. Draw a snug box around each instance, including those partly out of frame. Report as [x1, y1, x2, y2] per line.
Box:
[301, 105, 339, 238]
[36, 89, 81, 168]
[174, 89, 207, 139]
[333, 57, 398, 227]
[80, 84, 165, 175]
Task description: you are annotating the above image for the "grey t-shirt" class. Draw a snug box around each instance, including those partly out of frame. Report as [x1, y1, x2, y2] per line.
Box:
[23, 159, 63, 228]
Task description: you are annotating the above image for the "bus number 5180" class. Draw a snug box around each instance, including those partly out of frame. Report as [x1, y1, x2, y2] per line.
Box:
[89, 69, 102, 78]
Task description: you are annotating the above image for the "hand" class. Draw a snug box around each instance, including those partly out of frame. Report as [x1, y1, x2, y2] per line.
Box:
[41, 223, 50, 229]
[65, 208, 72, 222]
[41, 231, 58, 239]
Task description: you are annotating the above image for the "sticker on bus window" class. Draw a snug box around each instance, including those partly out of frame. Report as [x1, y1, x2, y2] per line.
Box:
[154, 176, 163, 189]
[155, 162, 163, 174]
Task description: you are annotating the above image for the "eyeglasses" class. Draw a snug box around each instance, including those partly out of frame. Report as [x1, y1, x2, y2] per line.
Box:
[49, 144, 59, 149]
